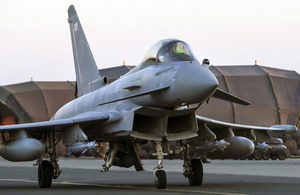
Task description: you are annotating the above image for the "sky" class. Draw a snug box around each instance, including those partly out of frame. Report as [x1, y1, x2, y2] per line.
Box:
[0, 0, 299, 85]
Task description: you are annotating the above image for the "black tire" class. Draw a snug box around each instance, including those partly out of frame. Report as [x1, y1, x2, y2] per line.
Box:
[247, 154, 254, 160]
[254, 151, 263, 160]
[262, 152, 270, 160]
[270, 153, 277, 160]
[278, 152, 287, 160]
[38, 160, 53, 188]
[155, 170, 167, 189]
[188, 159, 203, 186]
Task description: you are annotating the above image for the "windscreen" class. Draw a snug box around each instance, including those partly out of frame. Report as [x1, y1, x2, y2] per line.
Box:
[142, 39, 198, 64]
[157, 41, 198, 63]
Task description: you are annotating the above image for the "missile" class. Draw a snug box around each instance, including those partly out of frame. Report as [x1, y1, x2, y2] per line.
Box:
[195, 140, 229, 154]
[65, 141, 98, 156]
[256, 142, 271, 151]
[268, 144, 287, 151]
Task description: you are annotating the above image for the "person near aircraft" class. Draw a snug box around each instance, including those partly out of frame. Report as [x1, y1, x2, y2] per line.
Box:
[159, 42, 194, 62]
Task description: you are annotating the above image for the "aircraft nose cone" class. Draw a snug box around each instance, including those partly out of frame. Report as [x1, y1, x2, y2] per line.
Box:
[175, 64, 218, 104]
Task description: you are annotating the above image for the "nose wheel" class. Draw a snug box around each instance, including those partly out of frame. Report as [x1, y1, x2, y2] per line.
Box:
[154, 169, 167, 189]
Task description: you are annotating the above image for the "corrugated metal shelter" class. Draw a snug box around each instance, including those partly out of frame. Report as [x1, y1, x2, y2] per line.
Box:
[0, 65, 299, 128]
[0, 81, 75, 123]
[198, 65, 300, 127]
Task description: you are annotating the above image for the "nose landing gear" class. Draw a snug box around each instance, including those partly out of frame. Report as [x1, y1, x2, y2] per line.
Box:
[153, 141, 167, 189]
[154, 169, 167, 189]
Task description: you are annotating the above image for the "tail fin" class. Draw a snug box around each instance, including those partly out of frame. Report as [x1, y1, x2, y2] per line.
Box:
[68, 5, 104, 97]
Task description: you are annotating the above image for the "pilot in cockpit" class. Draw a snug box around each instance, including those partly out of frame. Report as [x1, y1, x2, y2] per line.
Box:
[160, 42, 194, 63]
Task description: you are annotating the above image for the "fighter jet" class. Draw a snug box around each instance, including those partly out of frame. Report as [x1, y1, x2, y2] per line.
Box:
[0, 5, 297, 189]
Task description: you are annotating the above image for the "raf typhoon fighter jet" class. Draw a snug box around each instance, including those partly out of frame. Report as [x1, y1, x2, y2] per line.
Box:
[0, 5, 297, 189]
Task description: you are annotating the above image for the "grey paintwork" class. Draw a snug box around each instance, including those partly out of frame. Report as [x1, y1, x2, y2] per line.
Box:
[196, 115, 297, 133]
[0, 5, 297, 163]
[0, 130, 44, 161]
[0, 5, 298, 190]
[68, 5, 102, 97]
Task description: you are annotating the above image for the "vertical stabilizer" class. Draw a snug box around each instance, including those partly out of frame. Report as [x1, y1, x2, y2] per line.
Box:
[68, 5, 103, 97]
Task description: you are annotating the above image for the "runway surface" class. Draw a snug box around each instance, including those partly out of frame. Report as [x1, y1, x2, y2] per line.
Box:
[1, 157, 300, 195]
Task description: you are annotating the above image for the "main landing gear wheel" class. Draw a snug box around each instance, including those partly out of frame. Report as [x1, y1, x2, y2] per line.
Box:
[278, 151, 287, 160]
[38, 160, 53, 188]
[154, 170, 167, 189]
[263, 152, 270, 160]
[188, 159, 203, 186]
[254, 151, 263, 160]
[247, 154, 254, 160]
[270, 153, 277, 160]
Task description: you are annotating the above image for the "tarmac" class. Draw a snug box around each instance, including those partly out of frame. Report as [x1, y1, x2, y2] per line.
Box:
[1, 157, 300, 194]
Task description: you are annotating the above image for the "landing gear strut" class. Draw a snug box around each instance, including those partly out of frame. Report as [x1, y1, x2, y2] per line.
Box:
[101, 142, 118, 172]
[37, 130, 62, 188]
[153, 141, 167, 189]
[101, 142, 144, 172]
[183, 143, 203, 186]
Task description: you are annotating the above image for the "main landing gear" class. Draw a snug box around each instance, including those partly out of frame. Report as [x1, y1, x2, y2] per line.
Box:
[152, 142, 203, 189]
[37, 130, 62, 188]
[183, 143, 203, 186]
[38, 160, 53, 188]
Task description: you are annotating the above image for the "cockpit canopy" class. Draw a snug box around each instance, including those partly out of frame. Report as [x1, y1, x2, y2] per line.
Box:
[142, 39, 198, 64]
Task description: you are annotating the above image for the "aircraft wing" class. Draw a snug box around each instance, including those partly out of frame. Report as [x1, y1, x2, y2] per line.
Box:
[196, 115, 298, 133]
[0, 112, 112, 133]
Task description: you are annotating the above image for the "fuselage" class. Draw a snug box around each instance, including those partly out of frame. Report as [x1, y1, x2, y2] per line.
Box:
[52, 60, 218, 142]
[53, 61, 218, 120]
[52, 39, 219, 141]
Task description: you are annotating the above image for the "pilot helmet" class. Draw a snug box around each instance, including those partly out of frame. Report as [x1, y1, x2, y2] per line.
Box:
[202, 58, 210, 65]
[173, 43, 184, 54]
